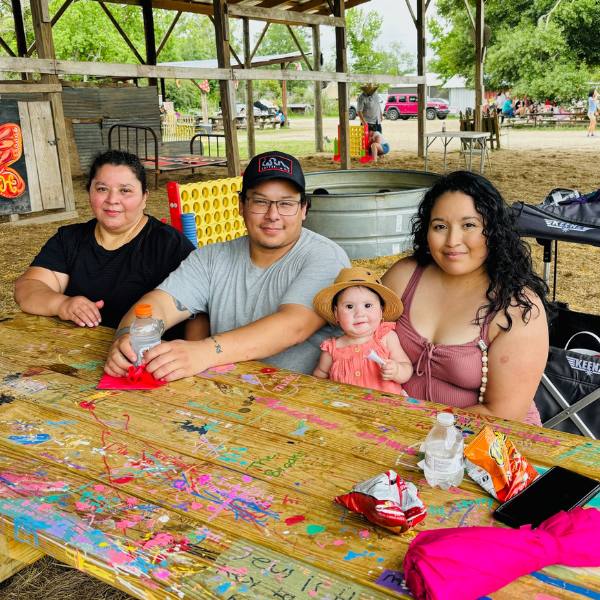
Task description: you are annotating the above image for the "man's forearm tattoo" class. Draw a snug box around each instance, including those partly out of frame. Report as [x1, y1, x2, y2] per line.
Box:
[210, 335, 223, 354]
[172, 297, 188, 312]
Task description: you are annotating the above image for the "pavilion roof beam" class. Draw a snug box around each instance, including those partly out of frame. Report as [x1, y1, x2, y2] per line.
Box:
[156, 11, 181, 57]
[0, 57, 425, 85]
[208, 14, 244, 66]
[99, 1, 145, 64]
[250, 22, 270, 60]
[26, 0, 74, 57]
[0, 36, 16, 57]
[227, 5, 343, 27]
[286, 25, 312, 70]
[403, 0, 416, 26]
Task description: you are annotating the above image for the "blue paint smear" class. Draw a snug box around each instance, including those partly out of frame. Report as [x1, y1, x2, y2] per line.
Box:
[343, 550, 369, 561]
[8, 433, 51, 445]
[215, 581, 232, 595]
[531, 572, 600, 599]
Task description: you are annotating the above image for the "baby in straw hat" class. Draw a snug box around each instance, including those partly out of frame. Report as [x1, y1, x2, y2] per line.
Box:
[313, 267, 412, 395]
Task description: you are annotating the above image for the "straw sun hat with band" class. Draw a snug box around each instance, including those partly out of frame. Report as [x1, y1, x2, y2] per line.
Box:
[313, 267, 403, 326]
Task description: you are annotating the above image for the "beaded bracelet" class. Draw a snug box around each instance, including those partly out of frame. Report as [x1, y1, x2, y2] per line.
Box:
[477, 339, 489, 403]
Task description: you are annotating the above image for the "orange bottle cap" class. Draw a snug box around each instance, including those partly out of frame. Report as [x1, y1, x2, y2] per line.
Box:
[134, 303, 152, 318]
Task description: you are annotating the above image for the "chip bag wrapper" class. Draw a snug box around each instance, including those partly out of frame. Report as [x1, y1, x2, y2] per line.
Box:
[335, 470, 427, 533]
[464, 426, 538, 502]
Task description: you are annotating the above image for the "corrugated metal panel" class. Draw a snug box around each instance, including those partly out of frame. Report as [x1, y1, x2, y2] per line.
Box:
[72, 122, 103, 171]
[62, 86, 161, 168]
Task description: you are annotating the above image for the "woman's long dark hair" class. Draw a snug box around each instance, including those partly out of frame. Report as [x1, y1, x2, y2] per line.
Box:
[412, 171, 548, 330]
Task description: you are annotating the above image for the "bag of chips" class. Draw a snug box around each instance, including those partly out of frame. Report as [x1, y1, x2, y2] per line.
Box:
[335, 470, 427, 533]
[464, 426, 538, 502]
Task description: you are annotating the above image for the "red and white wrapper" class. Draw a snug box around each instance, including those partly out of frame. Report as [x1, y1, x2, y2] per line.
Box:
[335, 470, 427, 533]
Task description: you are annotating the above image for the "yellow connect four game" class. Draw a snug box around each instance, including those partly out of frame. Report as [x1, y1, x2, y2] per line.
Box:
[177, 177, 246, 247]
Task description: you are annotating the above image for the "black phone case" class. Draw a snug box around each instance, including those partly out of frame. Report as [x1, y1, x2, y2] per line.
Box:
[493, 465, 600, 528]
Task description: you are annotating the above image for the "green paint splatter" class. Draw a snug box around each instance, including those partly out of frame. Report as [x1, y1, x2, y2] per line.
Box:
[306, 524, 325, 535]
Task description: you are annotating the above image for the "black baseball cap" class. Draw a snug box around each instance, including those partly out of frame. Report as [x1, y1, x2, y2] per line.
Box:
[242, 151, 305, 198]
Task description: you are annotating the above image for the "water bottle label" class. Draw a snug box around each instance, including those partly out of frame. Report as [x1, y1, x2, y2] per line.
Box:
[135, 340, 160, 366]
[424, 453, 463, 474]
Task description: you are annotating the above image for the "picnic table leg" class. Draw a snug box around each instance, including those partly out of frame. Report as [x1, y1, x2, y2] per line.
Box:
[0, 529, 44, 583]
[479, 140, 485, 174]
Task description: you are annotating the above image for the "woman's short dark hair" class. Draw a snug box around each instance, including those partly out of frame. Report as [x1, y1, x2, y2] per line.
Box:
[86, 150, 147, 193]
[411, 170, 547, 330]
[589, 89, 596, 97]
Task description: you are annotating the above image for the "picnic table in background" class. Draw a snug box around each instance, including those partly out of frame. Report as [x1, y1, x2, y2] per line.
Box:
[0, 313, 599, 599]
[503, 111, 589, 128]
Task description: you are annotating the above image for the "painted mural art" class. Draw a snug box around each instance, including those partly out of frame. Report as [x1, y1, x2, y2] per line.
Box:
[0, 100, 29, 214]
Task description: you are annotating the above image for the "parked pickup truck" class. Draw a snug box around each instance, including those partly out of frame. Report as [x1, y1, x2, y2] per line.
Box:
[384, 94, 449, 121]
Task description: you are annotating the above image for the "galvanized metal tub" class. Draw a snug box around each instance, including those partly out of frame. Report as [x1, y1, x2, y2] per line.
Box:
[304, 169, 440, 259]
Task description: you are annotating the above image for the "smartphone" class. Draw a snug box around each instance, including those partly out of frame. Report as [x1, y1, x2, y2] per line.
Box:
[493, 465, 600, 528]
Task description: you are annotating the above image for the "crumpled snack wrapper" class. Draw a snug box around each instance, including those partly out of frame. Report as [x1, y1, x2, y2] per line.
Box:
[464, 426, 538, 502]
[335, 470, 427, 533]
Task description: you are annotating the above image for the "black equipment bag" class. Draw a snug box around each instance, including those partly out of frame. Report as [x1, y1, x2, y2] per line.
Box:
[534, 311, 600, 439]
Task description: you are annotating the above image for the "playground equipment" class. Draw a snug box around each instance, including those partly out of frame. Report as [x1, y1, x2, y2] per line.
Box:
[167, 177, 246, 247]
[304, 169, 440, 259]
[333, 124, 373, 163]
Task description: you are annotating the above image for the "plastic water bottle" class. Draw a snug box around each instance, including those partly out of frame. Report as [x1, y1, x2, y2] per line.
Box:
[420, 413, 464, 489]
[130, 304, 162, 366]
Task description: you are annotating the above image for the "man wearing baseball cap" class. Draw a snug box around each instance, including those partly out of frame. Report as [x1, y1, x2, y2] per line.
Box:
[105, 151, 350, 381]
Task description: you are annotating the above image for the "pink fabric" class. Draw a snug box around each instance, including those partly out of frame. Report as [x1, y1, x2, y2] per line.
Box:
[395, 265, 541, 425]
[403, 507, 600, 600]
[321, 322, 406, 395]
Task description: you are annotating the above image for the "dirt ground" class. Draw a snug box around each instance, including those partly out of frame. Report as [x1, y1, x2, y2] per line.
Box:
[0, 124, 599, 599]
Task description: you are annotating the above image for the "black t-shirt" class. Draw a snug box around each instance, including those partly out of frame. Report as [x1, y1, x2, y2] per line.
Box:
[31, 216, 195, 331]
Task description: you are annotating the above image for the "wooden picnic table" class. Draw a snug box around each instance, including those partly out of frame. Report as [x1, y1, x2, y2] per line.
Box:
[0, 313, 599, 599]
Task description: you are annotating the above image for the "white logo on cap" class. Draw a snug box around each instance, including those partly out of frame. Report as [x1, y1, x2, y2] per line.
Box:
[259, 155, 292, 175]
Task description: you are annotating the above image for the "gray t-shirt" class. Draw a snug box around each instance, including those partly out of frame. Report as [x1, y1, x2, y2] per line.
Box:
[158, 228, 350, 374]
[357, 93, 382, 124]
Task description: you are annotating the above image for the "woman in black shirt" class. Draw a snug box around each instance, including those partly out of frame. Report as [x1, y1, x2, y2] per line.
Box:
[14, 150, 194, 330]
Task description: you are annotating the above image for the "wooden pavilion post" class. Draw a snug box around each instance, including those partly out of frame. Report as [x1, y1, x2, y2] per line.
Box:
[212, 0, 241, 176]
[334, 0, 350, 169]
[280, 61, 289, 128]
[416, 0, 426, 158]
[141, 0, 157, 88]
[243, 17, 256, 158]
[474, 0, 485, 131]
[29, 0, 75, 213]
[312, 24, 324, 153]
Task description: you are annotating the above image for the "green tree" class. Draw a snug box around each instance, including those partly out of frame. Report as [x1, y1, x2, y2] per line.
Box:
[346, 8, 414, 77]
[429, 0, 598, 101]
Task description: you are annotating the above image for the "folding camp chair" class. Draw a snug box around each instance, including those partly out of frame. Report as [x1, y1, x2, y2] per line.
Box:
[533, 308, 600, 439]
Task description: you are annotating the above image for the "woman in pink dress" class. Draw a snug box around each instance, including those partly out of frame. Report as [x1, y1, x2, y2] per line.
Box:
[382, 171, 548, 425]
[313, 267, 412, 394]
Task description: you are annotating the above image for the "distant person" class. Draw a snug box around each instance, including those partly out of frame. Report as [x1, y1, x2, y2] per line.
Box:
[368, 129, 390, 162]
[587, 89, 598, 137]
[357, 83, 383, 133]
[14, 150, 194, 332]
[275, 107, 286, 128]
[501, 94, 514, 122]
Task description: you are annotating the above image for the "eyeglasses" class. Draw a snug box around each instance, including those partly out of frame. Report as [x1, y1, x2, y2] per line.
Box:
[247, 198, 302, 216]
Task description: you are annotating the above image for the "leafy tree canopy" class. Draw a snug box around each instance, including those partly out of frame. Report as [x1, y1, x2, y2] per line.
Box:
[429, 0, 600, 102]
[346, 8, 414, 80]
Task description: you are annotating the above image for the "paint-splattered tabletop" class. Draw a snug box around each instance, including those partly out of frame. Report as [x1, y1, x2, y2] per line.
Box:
[0, 314, 598, 599]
